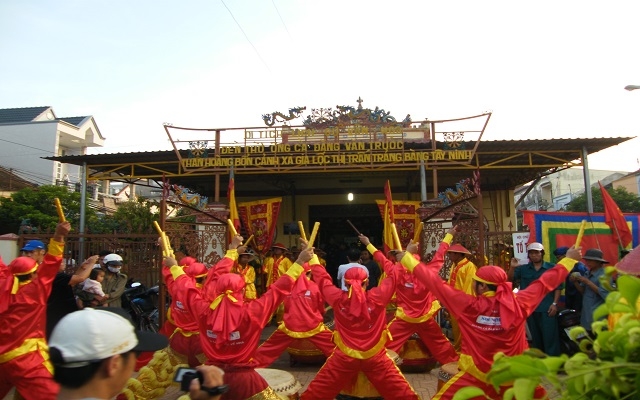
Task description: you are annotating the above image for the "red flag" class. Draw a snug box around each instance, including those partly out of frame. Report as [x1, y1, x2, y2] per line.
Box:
[228, 169, 240, 240]
[599, 181, 632, 247]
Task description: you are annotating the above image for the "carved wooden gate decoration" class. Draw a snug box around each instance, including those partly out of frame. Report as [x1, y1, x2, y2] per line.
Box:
[418, 178, 516, 279]
[164, 222, 227, 267]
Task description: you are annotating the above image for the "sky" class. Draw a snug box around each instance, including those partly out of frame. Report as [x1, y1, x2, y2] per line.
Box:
[1, 0, 639, 173]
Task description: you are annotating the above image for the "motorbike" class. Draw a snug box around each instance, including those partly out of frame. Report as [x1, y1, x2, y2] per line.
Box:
[557, 308, 584, 355]
[122, 281, 160, 333]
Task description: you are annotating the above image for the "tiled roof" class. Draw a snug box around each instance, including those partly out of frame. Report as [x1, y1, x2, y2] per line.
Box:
[58, 116, 89, 126]
[0, 106, 50, 123]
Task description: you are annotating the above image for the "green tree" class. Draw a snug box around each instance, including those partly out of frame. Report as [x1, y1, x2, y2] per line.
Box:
[565, 186, 640, 213]
[0, 185, 94, 234]
[103, 198, 159, 234]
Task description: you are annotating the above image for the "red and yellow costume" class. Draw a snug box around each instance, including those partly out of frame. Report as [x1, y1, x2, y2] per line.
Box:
[300, 258, 419, 400]
[254, 264, 334, 367]
[368, 243, 458, 365]
[232, 259, 257, 301]
[0, 239, 64, 400]
[447, 257, 477, 294]
[400, 234, 578, 400]
[201, 251, 236, 302]
[262, 244, 292, 288]
[122, 259, 226, 399]
[170, 250, 304, 400]
[446, 244, 478, 351]
[162, 261, 208, 367]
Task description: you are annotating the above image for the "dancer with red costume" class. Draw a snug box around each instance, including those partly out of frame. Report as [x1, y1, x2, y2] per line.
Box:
[359, 233, 458, 365]
[253, 260, 334, 367]
[0, 221, 70, 400]
[166, 237, 311, 399]
[399, 230, 583, 400]
[162, 258, 209, 367]
[301, 245, 419, 400]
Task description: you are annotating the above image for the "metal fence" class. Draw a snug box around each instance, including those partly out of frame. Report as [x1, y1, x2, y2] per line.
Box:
[20, 233, 162, 288]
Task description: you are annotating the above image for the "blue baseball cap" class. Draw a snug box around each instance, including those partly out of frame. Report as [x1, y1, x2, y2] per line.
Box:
[21, 240, 46, 251]
[553, 246, 569, 256]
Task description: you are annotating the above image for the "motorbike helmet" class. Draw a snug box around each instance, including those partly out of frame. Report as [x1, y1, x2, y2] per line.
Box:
[527, 242, 544, 252]
[103, 253, 123, 267]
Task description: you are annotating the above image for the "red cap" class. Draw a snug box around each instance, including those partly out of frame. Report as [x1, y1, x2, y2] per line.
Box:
[8, 257, 37, 275]
[272, 243, 288, 251]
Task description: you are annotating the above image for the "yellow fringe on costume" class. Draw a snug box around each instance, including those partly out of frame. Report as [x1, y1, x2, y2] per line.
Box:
[119, 347, 188, 400]
[246, 386, 287, 400]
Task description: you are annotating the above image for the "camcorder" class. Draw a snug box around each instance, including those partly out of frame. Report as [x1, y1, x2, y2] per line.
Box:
[173, 367, 229, 395]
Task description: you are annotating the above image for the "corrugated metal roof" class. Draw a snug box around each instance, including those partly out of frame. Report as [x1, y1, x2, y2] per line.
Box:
[46, 137, 633, 163]
[0, 106, 50, 123]
[44, 136, 635, 195]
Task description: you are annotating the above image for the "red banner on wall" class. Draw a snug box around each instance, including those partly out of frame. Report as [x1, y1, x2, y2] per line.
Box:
[238, 197, 282, 255]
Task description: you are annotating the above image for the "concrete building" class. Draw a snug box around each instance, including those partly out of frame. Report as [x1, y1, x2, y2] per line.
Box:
[514, 167, 628, 212]
[612, 169, 640, 196]
[0, 106, 104, 186]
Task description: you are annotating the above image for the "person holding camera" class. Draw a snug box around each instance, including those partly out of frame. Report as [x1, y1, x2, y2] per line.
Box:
[49, 307, 226, 400]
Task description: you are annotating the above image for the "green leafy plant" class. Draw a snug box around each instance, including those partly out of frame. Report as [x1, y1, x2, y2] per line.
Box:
[453, 271, 640, 399]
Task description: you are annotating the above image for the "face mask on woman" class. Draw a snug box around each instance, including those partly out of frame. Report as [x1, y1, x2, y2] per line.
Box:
[108, 266, 121, 273]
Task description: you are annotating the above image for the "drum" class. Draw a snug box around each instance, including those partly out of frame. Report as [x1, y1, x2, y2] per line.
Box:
[287, 338, 327, 366]
[336, 349, 400, 400]
[437, 362, 460, 391]
[398, 337, 437, 373]
[256, 368, 302, 400]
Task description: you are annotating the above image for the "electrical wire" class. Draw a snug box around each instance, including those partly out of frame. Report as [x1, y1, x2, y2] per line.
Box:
[271, 0, 293, 41]
[0, 137, 55, 154]
[0, 165, 61, 186]
[219, 0, 271, 73]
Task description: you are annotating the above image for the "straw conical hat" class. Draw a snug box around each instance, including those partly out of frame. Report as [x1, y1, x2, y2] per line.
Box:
[616, 246, 640, 276]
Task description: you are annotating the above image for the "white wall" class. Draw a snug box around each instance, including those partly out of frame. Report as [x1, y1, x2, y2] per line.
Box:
[0, 234, 19, 262]
[0, 122, 59, 184]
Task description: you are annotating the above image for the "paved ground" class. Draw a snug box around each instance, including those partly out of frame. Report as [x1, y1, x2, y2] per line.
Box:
[158, 323, 444, 399]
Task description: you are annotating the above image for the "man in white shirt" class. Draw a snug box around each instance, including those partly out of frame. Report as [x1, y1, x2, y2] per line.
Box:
[336, 247, 369, 290]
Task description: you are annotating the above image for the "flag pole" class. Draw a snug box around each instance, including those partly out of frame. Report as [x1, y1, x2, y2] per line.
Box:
[610, 218, 625, 249]
[586, 215, 602, 250]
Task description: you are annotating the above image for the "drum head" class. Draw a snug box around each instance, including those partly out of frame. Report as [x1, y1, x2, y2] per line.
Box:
[256, 368, 302, 398]
[441, 362, 459, 376]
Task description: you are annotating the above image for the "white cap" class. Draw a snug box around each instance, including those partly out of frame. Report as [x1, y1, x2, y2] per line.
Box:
[49, 308, 167, 368]
[527, 242, 544, 252]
